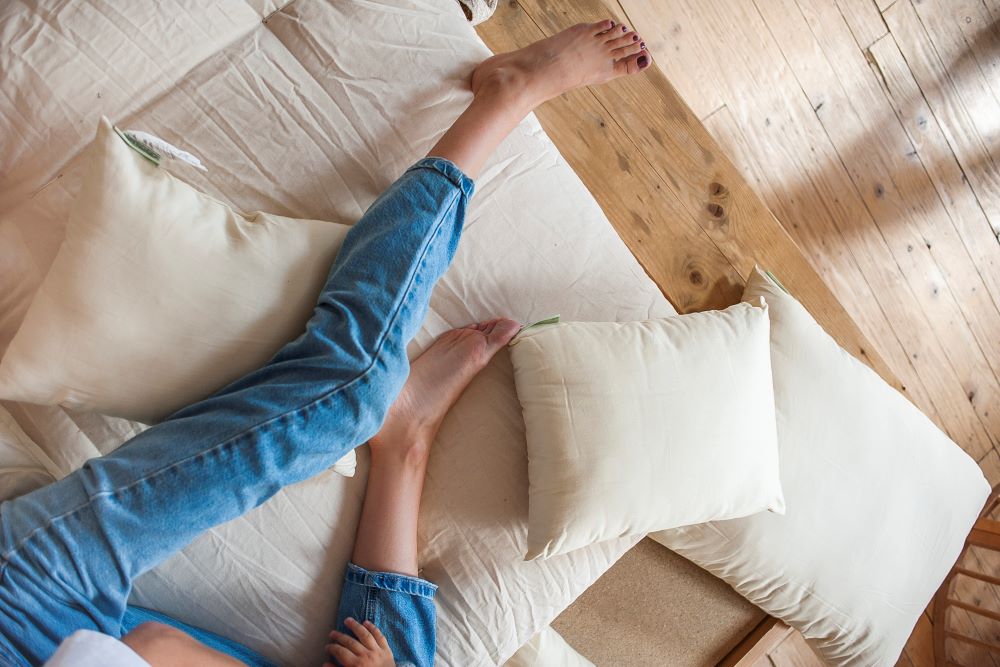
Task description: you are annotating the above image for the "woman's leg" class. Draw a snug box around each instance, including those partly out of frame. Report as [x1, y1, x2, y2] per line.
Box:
[328, 319, 520, 667]
[0, 20, 651, 666]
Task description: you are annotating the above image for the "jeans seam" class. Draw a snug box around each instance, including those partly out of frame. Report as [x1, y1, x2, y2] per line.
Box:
[0, 183, 463, 574]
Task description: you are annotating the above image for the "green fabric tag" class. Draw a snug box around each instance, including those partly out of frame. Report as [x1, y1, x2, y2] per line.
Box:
[113, 125, 161, 167]
[508, 315, 560, 347]
[763, 268, 790, 294]
[521, 315, 560, 330]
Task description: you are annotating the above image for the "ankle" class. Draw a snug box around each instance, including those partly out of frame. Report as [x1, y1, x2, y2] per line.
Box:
[473, 65, 538, 116]
[369, 431, 433, 469]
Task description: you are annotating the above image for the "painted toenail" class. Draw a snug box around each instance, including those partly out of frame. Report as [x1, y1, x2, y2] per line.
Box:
[637, 55, 649, 67]
[622, 25, 627, 32]
[632, 34, 639, 41]
[641, 42, 646, 49]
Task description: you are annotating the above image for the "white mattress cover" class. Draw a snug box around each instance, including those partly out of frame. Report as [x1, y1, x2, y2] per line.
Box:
[0, 1, 677, 665]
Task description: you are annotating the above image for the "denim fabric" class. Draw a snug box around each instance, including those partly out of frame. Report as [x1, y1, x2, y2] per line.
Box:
[335, 563, 437, 667]
[0, 157, 473, 666]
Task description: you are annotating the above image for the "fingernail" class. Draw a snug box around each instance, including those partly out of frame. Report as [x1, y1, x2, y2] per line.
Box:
[637, 55, 649, 68]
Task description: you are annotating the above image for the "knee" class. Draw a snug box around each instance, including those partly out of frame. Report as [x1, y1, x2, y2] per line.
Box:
[121, 621, 187, 653]
[121, 621, 223, 665]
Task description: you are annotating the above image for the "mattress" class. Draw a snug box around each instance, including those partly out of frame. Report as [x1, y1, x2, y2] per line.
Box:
[0, 1, 676, 665]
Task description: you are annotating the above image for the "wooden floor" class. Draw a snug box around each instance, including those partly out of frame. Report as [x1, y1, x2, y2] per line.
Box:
[614, 0, 1000, 468]
[483, 0, 998, 664]
[607, 1, 999, 663]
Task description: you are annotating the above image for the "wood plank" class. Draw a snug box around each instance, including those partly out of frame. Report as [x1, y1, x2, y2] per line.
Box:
[949, 0, 1000, 107]
[978, 449, 1000, 491]
[884, 0, 1000, 236]
[756, 0, 1000, 456]
[868, 33, 1000, 387]
[718, 618, 790, 667]
[480, 0, 897, 386]
[621, 0, 992, 454]
[902, 610, 936, 667]
[765, 630, 825, 667]
[835, 0, 889, 48]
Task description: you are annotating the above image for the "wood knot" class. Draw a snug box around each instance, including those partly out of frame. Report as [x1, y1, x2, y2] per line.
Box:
[709, 181, 727, 196]
[689, 270, 704, 286]
[707, 202, 725, 218]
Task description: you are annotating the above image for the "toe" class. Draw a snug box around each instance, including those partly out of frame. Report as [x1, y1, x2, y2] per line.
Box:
[612, 39, 644, 59]
[592, 19, 616, 35]
[605, 24, 631, 42]
[607, 30, 640, 50]
[486, 318, 521, 349]
[614, 51, 652, 77]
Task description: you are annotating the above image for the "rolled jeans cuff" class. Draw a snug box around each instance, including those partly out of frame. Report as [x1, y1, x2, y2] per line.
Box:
[343, 562, 438, 599]
[406, 157, 475, 200]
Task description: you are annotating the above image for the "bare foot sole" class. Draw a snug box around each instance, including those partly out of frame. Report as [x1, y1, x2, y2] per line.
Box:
[369, 318, 522, 462]
[471, 20, 651, 112]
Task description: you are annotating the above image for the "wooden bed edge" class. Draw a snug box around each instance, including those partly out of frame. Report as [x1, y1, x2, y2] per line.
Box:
[717, 617, 792, 666]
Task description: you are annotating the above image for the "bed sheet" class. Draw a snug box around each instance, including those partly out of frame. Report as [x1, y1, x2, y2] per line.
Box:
[0, 1, 677, 664]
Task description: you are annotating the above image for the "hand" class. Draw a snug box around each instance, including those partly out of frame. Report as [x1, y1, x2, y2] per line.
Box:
[324, 617, 395, 667]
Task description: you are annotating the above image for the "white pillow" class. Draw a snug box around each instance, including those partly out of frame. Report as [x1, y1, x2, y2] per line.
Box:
[652, 267, 990, 665]
[0, 118, 357, 471]
[0, 118, 360, 456]
[0, 406, 62, 502]
[509, 302, 784, 560]
[503, 626, 594, 667]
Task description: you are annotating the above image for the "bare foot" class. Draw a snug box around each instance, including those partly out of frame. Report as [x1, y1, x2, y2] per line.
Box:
[369, 318, 521, 464]
[471, 20, 651, 113]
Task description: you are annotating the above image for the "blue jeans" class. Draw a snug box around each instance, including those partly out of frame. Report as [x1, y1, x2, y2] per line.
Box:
[0, 157, 472, 667]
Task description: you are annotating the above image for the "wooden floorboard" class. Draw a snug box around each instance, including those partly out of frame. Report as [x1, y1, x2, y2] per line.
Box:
[762, 0, 1000, 452]
[480, 0, 997, 664]
[620, 0, 994, 455]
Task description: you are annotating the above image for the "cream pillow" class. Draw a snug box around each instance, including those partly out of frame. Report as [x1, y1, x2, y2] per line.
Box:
[652, 267, 990, 665]
[0, 118, 356, 470]
[509, 302, 784, 560]
[0, 406, 62, 502]
[503, 626, 594, 667]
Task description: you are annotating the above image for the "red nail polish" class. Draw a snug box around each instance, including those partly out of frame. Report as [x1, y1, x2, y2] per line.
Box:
[632, 34, 638, 41]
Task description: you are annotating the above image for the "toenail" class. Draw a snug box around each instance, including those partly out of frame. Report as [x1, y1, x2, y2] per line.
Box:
[638, 55, 649, 67]
[622, 25, 627, 32]
[632, 34, 639, 41]
[641, 42, 646, 49]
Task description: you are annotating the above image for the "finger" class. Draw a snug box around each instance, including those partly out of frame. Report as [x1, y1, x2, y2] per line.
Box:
[345, 617, 379, 651]
[329, 629, 366, 655]
[328, 644, 359, 666]
[363, 620, 390, 650]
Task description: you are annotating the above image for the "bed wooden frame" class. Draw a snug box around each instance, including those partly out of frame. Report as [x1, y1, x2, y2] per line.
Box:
[478, 0, 903, 662]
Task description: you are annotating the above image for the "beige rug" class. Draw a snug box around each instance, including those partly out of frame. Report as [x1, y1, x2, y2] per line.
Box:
[554, 538, 764, 666]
